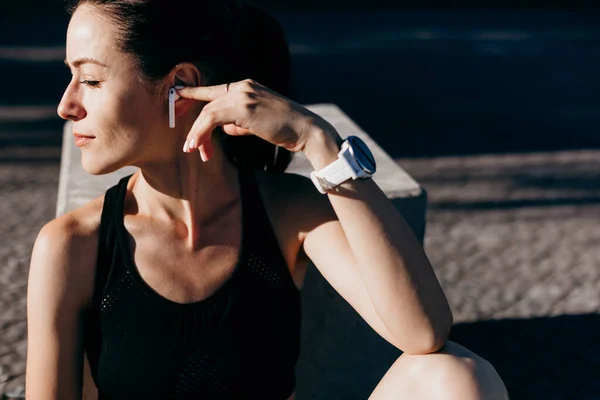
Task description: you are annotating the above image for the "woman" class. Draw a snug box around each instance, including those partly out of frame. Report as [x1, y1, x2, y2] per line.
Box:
[26, 0, 509, 399]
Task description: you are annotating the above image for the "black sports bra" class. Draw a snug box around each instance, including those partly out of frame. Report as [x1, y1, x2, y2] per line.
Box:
[84, 168, 301, 399]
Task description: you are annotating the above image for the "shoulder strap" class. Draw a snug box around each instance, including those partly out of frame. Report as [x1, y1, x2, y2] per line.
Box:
[238, 168, 289, 270]
[92, 174, 134, 307]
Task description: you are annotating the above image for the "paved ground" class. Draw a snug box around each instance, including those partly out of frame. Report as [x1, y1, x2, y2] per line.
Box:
[0, 147, 61, 396]
[407, 150, 600, 400]
[0, 145, 598, 399]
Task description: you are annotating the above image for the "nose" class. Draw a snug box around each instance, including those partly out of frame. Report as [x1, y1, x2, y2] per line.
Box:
[57, 84, 86, 121]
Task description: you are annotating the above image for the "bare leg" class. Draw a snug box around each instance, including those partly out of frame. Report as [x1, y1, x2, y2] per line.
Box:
[369, 341, 509, 400]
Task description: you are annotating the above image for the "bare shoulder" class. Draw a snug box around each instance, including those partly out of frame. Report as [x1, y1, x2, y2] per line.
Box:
[38, 194, 104, 250]
[253, 170, 337, 240]
[30, 194, 105, 308]
[26, 195, 105, 399]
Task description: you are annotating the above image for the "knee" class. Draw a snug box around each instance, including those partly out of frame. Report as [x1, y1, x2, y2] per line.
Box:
[400, 341, 508, 400]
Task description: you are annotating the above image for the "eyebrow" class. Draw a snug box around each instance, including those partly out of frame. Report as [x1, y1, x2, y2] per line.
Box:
[63, 57, 108, 68]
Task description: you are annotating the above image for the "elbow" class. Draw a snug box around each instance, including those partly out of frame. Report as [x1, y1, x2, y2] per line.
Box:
[401, 331, 449, 355]
[401, 311, 453, 355]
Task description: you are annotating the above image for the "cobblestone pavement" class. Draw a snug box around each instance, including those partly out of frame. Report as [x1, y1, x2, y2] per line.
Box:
[400, 150, 600, 400]
[0, 147, 60, 395]
[0, 146, 599, 399]
[402, 150, 600, 323]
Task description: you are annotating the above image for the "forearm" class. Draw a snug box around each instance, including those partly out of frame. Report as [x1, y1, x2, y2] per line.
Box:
[303, 127, 453, 353]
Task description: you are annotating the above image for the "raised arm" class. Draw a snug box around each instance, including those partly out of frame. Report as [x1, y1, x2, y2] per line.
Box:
[174, 79, 452, 354]
[26, 215, 97, 399]
[301, 130, 453, 355]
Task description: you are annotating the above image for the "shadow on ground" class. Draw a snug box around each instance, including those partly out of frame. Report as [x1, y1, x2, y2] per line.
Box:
[299, 294, 600, 400]
[450, 314, 600, 400]
[3, 11, 600, 159]
[430, 196, 600, 210]
[280, 11, 600, 158]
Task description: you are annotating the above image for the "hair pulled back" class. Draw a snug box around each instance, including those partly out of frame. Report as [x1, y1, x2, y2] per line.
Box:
[66, 0, 293, 171]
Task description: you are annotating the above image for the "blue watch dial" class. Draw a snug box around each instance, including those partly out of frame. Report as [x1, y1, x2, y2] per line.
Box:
[347, 136, 376, 174]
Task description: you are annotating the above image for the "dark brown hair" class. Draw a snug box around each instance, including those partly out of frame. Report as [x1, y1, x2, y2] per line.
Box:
[65, 0, 292, 171]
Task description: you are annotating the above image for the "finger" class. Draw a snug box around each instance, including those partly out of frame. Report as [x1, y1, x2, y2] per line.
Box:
[176, 83, 230, 102]
[185, 100, 239, 153]
[198, 140, 214, 162]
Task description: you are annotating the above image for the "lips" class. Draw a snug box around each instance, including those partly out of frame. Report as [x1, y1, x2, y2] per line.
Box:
[73, 132, 96, 147]
[73, 132, 95, 139]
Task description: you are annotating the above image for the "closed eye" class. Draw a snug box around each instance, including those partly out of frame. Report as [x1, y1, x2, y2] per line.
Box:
[80, 80, 101, 88]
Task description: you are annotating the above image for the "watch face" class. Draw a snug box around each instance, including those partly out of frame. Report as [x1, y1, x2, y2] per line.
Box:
[348, 136, 376, 174]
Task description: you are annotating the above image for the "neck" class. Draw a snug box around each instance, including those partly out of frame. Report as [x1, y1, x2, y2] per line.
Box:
[129, 139, 241, 250]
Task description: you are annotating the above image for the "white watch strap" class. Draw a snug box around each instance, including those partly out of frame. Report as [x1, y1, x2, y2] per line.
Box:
[310, 157, 354, 194]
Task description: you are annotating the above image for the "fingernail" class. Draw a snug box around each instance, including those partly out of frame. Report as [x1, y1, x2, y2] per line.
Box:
[183, 140, 189, 153]
[200, 152, 207, 162]
[175, 85, 185, 91]
[189, 138, 195, 149]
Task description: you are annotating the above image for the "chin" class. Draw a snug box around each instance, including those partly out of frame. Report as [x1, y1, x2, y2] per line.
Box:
[81, 151, 129, 176]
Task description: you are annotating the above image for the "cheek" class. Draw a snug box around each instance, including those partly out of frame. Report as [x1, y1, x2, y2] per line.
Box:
[86, 84, 165, 148]
[100, 91, 156, 134]
[118, 91, 163, 128]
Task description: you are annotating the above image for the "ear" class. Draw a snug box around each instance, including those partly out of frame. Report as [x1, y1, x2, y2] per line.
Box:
[169, 63, 205, 119]
[172, 62, 203, 88]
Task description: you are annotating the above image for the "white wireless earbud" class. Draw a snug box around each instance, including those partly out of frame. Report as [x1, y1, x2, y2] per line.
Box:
[168, 85, 185, 128]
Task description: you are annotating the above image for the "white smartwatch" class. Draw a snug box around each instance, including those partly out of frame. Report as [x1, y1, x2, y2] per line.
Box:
[310, 135, 377, 194]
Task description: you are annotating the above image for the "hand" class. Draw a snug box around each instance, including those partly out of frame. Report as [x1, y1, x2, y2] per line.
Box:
[176, 79, 338, 162]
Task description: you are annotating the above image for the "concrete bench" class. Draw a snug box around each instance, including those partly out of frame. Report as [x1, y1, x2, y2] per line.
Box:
[56, 103, 426, 399]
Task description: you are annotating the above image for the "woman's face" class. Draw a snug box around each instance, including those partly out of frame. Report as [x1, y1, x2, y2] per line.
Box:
[58, 5, 169, 175]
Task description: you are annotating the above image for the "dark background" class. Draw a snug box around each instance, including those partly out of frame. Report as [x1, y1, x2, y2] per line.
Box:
[2, 3, 600, 158]
[2, 0, 600, 13]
